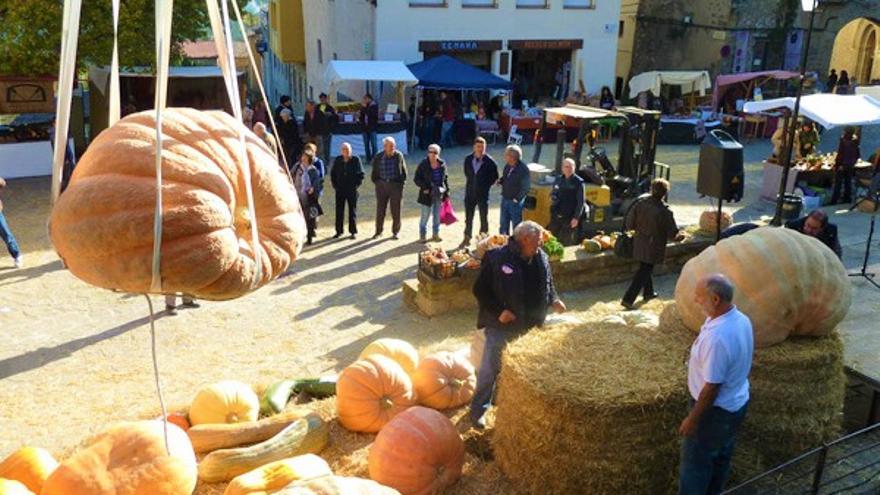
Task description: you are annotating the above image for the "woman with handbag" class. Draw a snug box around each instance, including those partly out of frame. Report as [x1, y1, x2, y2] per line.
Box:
[414, 143, 449, 243]
[292, 149, 324, 245]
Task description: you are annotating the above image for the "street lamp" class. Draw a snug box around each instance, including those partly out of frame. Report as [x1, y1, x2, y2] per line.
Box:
[771, 0, 819, 226]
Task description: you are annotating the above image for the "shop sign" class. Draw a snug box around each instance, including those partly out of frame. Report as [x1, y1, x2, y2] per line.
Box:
[507, 39, 584, 50]
[419, 40, 503, 52]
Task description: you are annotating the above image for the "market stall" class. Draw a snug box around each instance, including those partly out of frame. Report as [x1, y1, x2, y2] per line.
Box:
[407, 55, 512, 148]
[712, 70, 799, 112]
[628, 71, 720, 144]
[323, 60, 418, 156]
[744, 94, 880, 203]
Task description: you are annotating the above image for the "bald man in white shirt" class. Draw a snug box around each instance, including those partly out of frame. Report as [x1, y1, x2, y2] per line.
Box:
[678, 274, 754, 495]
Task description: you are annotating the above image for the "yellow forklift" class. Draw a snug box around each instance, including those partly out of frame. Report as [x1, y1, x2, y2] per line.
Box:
[522, 104, 669, 239]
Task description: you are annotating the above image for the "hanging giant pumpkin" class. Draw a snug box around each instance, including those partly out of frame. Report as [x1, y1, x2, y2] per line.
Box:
[674, 227, 851, 347]
[49, 108, 306, 300]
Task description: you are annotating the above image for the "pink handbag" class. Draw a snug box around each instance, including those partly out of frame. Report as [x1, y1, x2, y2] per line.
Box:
[440, 197, 458, 225]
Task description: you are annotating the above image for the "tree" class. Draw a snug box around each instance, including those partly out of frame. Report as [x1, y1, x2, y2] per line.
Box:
[0, 0, 246, 76]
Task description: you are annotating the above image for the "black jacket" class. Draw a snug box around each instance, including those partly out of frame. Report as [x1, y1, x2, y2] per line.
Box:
[370, 150, 408, 184]
[413, 158, 449, 206]
[303, 108, 335, 136]
[464, 153, 499, 202]
[785, 217, 843, 258]
[331, 155, 365, 192]
[359, 101, 379, 132]
[277, 119, 302, 159]
[625, 195, 679, 265]
[500, 159, 531, 202]
[551, 174, 585, 220]
[473, 239, 558, 334]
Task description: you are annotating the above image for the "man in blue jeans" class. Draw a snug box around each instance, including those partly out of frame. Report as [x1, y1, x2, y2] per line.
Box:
[498, 144, 531, 235]
[0, 177, 22, 268]
[469, 221, 566, 429]
[679, 274, 753, 495]
[359, 93, 379, 161]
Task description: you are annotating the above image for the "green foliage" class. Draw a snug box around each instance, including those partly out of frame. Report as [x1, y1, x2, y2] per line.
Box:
[542, 235, 565, 260]
[0, 0, 247, 76]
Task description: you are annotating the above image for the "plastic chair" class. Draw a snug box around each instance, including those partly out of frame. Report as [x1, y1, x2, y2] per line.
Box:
[507, 124, 523, 145]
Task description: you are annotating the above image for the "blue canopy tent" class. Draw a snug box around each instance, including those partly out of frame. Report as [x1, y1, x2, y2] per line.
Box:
[406, 55, 512, 148]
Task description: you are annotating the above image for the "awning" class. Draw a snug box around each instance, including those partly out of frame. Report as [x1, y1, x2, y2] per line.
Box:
[88, 66, 245, 94]
[544, 105, 623, 122]
[743, 94, 880, 129]
[407, 55, 512, 91]
[323, 60, 418, 87]
[712, 70, 800, 109]
[628, 70, 712, 98]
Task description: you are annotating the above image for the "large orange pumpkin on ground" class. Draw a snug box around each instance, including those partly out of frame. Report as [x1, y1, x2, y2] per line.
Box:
[674, 227, 851, 347]
[49, 108, 306, 300]
[336, 355, 416, 433]
[0, 446, 57, 493]
[41, 420, 197, 495]
[357, 338, 419, 376]
[368, 406, 464, 495]
[412, 351, 476, 410]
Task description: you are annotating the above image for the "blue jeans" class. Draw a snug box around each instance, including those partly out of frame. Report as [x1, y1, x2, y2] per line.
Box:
[499, 198, 524, 235]
[679, 400, 749, 495]
[419, 200, 441, 238]
[0, 211, 20, 259]
[362, 131, 378, 160]
[440, 121, 454, 146]
[469, 327, 511, 422]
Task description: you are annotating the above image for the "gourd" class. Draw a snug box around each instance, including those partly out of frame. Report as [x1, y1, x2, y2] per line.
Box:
[674, 227, 852, 347]
[188, 409, 306, 453]
[223, 454, 332, 495]
[163, 412, 191, 432]
[581, 239, 602, 253]
[698, 210, 732, 233]
[48, 108, 307, 301]
[336, 355, 416, 433]
[412, 351, 476, 410]
[0, 447, 57, 493]
[0, 478, 34, 495]
[357, 338, 419, 376]
[276, 476, 400, 495]
[260, 377, 337, 416]
[190, 380, 260, 426]
[368, 406, 464, 495]
[41, 420, 197, 495]
[198, 413, 329, 483]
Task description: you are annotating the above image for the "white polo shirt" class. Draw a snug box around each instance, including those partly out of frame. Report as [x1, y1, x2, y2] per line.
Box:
[687, 306, 754, 412]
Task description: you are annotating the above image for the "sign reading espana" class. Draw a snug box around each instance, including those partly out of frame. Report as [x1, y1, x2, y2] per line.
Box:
[418, 40, 503, 52]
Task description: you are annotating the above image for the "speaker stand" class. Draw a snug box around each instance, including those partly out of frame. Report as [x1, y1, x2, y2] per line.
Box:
[849, 198, 880, 290]
[715, 197, 723, 243]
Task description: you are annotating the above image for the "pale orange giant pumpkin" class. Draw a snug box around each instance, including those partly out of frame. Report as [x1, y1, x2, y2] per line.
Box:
[49, 108, 306, 300]
[368, 406, 464, 495]
[336, 355, 415, 433]
[412, 351, 476, 410]
[674, 227, 851, 347]
[41, 420, 197, 495]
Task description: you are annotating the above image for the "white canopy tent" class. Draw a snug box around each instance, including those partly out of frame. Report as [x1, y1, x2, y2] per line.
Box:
[628, 70, 712, 98]
[743, 94, 880, 129]
[323, 60, 418, 107]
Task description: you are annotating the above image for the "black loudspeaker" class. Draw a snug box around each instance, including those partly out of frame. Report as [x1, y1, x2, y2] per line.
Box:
[698, 130, 744, 201]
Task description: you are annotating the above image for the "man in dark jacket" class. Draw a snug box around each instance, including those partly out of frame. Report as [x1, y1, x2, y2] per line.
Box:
[331, 142, 365, 239]
[277, 108, 303, 169]
[360, 93, 380, 161]
[274, 95, 292, 124]
[621, 178, 683, 309]
[470, 220, 566, 428]
[370, 136, 408, 240]
[831, 126, 860, 204]
[499, 144, 531, 235]
[461, 137, 500, 247]
[785, 209, 842, 258]
[549, 158, 586, 245]
[316, 93, 337, 164]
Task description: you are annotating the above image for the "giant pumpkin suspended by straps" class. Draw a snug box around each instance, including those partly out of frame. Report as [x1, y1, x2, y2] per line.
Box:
[49, 107, 307, 300]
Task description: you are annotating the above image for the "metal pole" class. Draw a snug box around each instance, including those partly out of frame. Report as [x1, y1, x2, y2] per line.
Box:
[810, 444, 828, 495]
[716, 197, 723, 243]
[771, 1, 817, 226]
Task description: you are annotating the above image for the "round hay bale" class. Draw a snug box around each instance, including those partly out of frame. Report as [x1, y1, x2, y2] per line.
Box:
[491, 322, 689, 494]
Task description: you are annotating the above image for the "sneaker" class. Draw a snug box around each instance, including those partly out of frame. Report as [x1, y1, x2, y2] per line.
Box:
[181, 301, 201, 309]
[470, 414, 487, 430]
[391, 233, 399, 240]
[349, 233, 357, 240]
[431, 235, 442, 243]
[333, 233, 343, 239]
[458, 237, 471, 249]
[165, 305, 178, 316]
[371, 232, 382, 239]
[13, 256, 22, 269]
[643, 293, 659, 303]
[621, 300, 635, 311]
[419, 236, 427, 243]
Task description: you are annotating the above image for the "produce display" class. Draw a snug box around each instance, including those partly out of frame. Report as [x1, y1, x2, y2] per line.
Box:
[276, 475, 401, 494]
[473, 233, 507, 260]
[188, 410, 307, 454]
[412, 351, 477, 410]
[698, 210, 732, 234]
[41, 421, 197, 495]
[795, 152, 836, 171]
[542, 234, 565, 261]
[357, 338, 420, 377]
[260, 377, 338, 416]
[368, 407, 465, 495]
[580, 232, 618, 252]
[418, 247, 457, 279]
[189, 380, 260, 426]
[336, 355, 416, 433]
[0, 447, 57, 494]
[48, 108, 307, 301]
[223, 454, 332, 495]
[675, 227, 852, 347]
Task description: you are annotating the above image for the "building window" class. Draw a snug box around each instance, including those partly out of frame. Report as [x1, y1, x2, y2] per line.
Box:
[563, 0, 594, 7]
[619, 20, 624, 38]
[462, 0, 496, 7]
[409, 0, 446, 6]
[517, 0, 548, 7]
[333, 52, 338, 60]
[317, 39, 323, 64]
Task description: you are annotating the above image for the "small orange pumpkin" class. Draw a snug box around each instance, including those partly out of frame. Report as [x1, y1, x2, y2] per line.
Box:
[412, 351, 476, 410]
[0, 478, 34, 495]
[368, 406, 464, 495]
[336, 355, 415, 433]
[0, 447, 57, 493]
[165, 412, 191, 432]
[41, 420, 197, 495]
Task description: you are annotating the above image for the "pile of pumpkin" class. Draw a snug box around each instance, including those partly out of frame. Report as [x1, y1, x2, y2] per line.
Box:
[580, 232, 618, 253]
[0, 338, 476, 495]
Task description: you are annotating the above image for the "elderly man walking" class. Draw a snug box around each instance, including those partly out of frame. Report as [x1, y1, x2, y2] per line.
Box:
[371, 137, 408, 240]
[498, 144, 531, 235]
[679, 274, 753, 495]
[469, 220, 566, 428]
